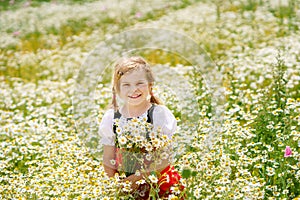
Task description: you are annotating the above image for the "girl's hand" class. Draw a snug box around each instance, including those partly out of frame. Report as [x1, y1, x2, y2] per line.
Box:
[122, 175, 140, 192]
[130, 179, 139, 191]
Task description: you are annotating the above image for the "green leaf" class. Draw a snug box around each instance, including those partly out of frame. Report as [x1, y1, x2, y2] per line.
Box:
[192, 171, 197, 177]
[182, 169, 191, 178]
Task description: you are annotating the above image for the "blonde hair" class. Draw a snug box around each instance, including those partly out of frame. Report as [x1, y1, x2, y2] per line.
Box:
[111, 56, 162, 110]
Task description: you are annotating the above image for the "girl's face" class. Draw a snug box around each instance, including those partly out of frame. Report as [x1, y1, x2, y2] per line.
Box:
[118, 68, 150, 106]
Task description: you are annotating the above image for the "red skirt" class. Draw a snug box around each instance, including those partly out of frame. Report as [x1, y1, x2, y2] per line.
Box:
[158, 165, 183, 197]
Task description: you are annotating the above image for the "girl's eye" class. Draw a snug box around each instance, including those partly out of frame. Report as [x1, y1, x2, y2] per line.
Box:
[137, 82, 144, 85]
[122, 84, 129, 87]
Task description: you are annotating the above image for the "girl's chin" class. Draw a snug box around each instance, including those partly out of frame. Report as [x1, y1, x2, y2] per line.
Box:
[126, 98, 148, 105]
[127, 100, 144, 106]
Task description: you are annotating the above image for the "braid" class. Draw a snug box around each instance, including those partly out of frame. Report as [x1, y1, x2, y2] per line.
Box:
[150, 89, 162, 105]
[112, 89, 118, 111]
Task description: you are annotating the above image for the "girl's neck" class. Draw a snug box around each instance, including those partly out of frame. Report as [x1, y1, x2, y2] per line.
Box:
[121, 101, 152, 118]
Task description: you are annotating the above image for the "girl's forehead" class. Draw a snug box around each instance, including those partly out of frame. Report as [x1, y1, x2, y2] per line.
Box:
[119, 69, 147, 82]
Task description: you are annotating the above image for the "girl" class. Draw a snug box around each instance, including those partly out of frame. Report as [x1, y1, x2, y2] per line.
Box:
[99, 56, 181, 199]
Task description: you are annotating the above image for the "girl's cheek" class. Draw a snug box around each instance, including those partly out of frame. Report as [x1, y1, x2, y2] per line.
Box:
[120, 86, 127, 91]
[121, 88, 130, 95]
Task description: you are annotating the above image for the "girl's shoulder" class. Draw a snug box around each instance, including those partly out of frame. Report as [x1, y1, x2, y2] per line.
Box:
[100, 108, 114, 123]
[153, 104, 173, 114]
[103, 108, 114, 116]
[152, 104, 176, 120]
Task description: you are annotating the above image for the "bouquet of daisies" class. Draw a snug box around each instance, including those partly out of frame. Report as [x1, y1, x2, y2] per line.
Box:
[114, 117, 172, 177]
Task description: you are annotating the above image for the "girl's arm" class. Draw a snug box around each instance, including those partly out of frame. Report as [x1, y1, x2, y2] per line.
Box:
[103, 145, 117, 177]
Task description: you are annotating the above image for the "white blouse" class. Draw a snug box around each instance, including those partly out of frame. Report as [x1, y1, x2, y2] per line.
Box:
[98, 105, 177, 146]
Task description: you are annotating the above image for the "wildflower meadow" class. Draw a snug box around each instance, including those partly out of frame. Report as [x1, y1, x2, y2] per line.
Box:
[0, 0, 299, 199]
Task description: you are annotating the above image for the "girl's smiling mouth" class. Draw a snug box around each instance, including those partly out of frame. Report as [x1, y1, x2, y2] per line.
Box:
[129, 94, 142, 99]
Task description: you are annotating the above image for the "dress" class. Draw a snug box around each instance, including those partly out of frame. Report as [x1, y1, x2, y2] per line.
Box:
[99, 104, 177, 199]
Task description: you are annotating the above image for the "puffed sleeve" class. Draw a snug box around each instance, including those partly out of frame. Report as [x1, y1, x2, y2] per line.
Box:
[98, 109, 115, 146]
[152, 105, 177, 138]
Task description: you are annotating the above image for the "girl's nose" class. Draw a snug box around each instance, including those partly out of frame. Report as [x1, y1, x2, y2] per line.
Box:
[129, 85, 138, 92]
